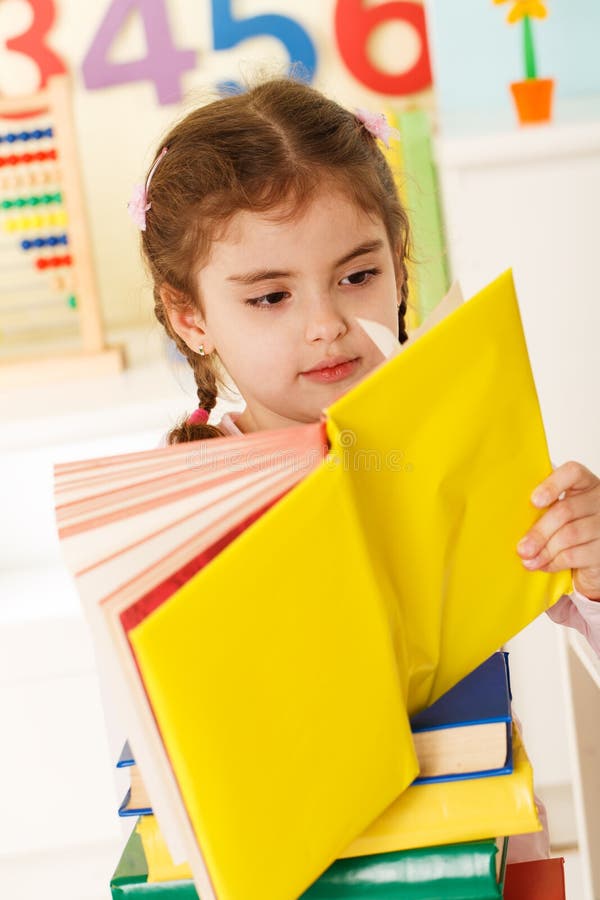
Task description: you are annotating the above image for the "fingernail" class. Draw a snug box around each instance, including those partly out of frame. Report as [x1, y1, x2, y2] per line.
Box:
[523, 558, 539, 569]
[532, 489, 550, 508]
[517, 537, 537, 556]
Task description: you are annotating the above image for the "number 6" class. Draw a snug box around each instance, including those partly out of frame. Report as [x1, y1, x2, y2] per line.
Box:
[335, 0, 432, 96]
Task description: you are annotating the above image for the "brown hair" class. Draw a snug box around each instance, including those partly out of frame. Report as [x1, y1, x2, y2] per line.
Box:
[141, 77, 411, 444]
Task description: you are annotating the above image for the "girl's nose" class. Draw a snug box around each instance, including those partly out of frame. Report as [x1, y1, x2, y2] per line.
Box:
[304, 294, 349, 344]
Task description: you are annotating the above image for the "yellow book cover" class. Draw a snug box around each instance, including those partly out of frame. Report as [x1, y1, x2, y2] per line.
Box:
[137, 815, 193, 882]
[341, 727, 539, 857]
[56, 270, 571, 900]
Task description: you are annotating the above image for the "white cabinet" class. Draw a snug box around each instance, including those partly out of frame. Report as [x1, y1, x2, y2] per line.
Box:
[435, 114, 600, 897]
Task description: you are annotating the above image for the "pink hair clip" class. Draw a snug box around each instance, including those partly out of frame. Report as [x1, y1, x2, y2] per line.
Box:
[187, 407, 210, 425]
[127, 146, 168, 231]
[354, 109, 401, 149]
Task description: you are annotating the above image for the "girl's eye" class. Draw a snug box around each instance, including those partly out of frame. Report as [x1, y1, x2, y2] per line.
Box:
[245, 291, 288, 308]
[341, 267, 380, 286]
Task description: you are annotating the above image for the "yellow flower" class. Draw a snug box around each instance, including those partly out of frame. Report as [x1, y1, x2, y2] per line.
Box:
[493, 0, 548, 23]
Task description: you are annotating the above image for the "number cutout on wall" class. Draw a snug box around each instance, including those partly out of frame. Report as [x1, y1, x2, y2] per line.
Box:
[82, 0, 197, 105]
[211, 0, 316, 83]
[1, 0, 66, 118]
[335, 0, 432, 96]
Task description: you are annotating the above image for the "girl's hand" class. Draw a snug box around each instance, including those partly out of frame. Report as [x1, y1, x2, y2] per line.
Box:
[517, 461, 600, 601]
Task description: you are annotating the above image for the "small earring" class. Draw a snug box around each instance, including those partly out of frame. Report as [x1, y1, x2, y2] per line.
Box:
[198, 344, 206, 356]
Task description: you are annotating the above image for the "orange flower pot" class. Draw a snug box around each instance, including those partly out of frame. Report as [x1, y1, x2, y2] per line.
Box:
[510, 78, 555, 125]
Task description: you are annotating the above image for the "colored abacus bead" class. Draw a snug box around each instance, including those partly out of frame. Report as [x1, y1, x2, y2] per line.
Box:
[21, 234, 68, 250]
[35, 254, 73, 270]
[0, 149, 57, 168]
[2, 192, 63, 209]
[0, 127, 53, 144]
[2, 211, 67, 233]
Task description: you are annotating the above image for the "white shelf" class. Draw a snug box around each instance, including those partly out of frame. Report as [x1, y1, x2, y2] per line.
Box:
[437, 116, 600, 169]
[560, 630, 600, 899]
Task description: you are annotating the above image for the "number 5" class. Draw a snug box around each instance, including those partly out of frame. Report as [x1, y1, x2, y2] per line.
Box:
[211, 1, 317, 82]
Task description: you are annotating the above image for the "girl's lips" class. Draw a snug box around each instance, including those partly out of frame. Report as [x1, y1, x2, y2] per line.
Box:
[300, 357, 360, 383]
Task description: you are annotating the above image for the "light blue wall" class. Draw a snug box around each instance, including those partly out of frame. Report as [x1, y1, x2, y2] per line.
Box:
[426, 1, 600, 122]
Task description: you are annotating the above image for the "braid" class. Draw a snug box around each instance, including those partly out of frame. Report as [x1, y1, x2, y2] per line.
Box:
[153, 291, 223, 443]
[397, 257, 410, 345]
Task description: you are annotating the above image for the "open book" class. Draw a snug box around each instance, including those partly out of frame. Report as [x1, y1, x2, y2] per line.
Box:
[54, 270, 571, 900]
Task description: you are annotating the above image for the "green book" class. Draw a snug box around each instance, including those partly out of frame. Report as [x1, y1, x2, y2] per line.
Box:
[301, 840, 507, 899]
[111, 826, 196, 899]
[111, 822, 507, 899]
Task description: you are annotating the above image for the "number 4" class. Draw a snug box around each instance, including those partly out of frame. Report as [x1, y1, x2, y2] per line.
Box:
[81, 0, 196, 105]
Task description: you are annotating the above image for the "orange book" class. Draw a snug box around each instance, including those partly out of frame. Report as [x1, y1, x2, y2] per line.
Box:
[504, 858, 566, 899]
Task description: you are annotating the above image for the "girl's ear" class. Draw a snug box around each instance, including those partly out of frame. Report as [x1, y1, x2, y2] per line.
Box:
[160, 284, 212, 354]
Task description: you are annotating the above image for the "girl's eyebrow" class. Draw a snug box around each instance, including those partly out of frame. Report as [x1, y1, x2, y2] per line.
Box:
[226, 239, 385, 286]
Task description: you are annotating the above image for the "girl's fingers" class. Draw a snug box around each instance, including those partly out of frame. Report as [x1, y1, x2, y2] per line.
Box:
[536, 546, 600, 593]
[530, 460, 599, 509]
[517, 492, 600, 560]
[517, 461, 600, 598]
[520, 519, 600, 572]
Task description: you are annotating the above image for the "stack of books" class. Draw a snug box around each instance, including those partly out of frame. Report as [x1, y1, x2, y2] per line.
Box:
[110, 653, 566, 898]
[55, 272, 572, 900]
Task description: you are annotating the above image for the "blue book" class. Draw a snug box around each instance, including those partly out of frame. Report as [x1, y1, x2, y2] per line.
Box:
[117, 742, 152, 817]
[117, 741, 134, 769]
[410, 652, 512, 784]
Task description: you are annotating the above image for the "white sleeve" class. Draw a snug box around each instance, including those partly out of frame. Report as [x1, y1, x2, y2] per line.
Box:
[546, 586, 600, 657]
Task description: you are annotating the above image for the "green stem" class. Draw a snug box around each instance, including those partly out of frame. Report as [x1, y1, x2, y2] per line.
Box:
[523, 15, 537, 80]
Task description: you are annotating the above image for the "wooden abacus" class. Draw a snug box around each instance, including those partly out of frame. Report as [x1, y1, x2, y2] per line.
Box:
[0, 75, 123, 387]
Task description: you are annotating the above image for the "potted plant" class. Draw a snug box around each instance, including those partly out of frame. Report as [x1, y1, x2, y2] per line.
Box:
[494, 0, 553, 124]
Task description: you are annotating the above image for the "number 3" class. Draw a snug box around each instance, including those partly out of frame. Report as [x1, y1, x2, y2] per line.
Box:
[1, 0, 66, 117]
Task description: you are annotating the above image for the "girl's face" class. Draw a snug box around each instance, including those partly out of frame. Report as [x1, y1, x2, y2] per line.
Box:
[171, 186, 402, 432]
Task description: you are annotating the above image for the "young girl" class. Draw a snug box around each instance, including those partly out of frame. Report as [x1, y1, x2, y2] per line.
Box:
[130, 77, 600, 859]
